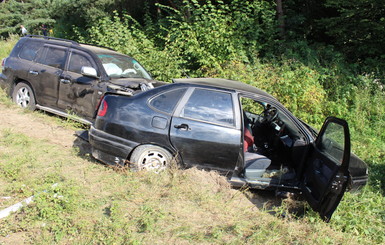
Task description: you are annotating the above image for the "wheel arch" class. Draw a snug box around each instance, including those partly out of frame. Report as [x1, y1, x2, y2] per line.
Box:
[11, 80, 38, 110]
[11, 79, 37, 101]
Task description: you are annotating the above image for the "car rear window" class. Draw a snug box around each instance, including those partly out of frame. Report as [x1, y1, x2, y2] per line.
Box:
[150, 88, 187, 114]
[19, 41, 41, 61]
[39, 47, 67, 69]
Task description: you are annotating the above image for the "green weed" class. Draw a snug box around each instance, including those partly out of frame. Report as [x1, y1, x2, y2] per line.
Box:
[0, 88, 13, 106]
[0, 35, 18, 60]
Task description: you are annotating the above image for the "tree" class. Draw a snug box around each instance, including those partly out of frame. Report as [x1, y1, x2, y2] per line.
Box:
[318, 0, 385, 63]
[0, 0, 55, 38]
[51, 0, 153, 39]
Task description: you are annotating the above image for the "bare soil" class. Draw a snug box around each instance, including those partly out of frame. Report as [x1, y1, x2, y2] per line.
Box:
[0, 104, 76, 149]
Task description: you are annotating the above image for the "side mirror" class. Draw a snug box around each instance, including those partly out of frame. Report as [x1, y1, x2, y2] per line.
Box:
[81, 66, 98, 78]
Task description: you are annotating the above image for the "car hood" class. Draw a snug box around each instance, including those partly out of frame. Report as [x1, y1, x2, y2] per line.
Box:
[109, 78, 156, 89]
[349, 152, 368, 179]
[106, 78, 159, 95]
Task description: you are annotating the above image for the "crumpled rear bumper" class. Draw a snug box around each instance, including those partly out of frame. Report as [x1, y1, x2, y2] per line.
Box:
[89, 125, 138, 166]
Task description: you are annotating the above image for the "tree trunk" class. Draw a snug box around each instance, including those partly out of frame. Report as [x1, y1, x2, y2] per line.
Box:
[276, 0, 285, 38]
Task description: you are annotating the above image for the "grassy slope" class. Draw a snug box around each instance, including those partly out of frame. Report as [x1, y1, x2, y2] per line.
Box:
[0, 101, 367, 244]
[0, 38, 384, 244]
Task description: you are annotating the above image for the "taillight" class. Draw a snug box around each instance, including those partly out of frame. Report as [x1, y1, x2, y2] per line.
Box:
[1, 58, 6, 69]
[97, 99, 108, 117]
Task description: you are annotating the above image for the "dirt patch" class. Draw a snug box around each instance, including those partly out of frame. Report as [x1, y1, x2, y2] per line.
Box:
[0, 232, 29, 245]
[0, 104, 76, 148]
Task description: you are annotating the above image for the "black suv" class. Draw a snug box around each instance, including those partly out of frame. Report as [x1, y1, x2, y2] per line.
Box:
[0, 35, 157, 124]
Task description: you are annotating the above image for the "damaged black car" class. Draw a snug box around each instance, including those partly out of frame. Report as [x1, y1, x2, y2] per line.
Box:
[89, 78, 368, 221]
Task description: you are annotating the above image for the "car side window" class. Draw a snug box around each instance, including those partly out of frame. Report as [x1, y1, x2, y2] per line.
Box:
[19, 41, 41, 61]
[150, 88, 187, 114]
[38, 47, 66, 69]
[181, 88, 234, 126]
[68, 52, 95, 74]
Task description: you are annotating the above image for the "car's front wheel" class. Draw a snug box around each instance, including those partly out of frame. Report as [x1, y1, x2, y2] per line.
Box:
[129, 145, 173, 173]
[12, 82, 36, 110]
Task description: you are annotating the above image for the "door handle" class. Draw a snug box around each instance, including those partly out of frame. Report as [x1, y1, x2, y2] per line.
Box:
[28, 70, 38, 75]
[174, 124, 190, 131]
[60, 79, 71, 84]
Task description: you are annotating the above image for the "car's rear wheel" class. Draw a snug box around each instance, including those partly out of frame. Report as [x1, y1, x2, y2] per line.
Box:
[12, 82, 36, 110]
[129, 145, 173, 173]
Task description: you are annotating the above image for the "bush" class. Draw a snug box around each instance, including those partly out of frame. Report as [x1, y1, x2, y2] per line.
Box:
[158, 0, 277, 73]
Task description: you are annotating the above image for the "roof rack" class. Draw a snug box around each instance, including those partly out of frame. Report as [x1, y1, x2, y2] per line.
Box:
[78, 42, 116, 51]
[25, 35, 116, 51]
[25, 35, 80, 45]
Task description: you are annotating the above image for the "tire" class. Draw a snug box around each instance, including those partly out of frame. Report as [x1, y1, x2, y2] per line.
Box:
[129, 145, 173, 173]
[12, 82, 36, 110]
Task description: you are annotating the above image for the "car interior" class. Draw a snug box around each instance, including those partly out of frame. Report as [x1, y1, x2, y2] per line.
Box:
[240, 96, 308, 184]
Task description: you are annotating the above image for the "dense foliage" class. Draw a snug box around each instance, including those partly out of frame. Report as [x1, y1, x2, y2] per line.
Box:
[319, 0, 385, 71]
[2, 0, 385, 76]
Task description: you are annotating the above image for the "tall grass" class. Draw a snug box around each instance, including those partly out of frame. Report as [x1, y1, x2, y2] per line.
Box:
[0, 35, 18, 60]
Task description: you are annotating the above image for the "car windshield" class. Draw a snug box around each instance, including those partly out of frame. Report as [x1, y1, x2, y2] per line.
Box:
[97, 53, 152, 79]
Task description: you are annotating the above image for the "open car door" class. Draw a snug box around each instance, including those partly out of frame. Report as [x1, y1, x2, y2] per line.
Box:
[301, 117, 351, 222]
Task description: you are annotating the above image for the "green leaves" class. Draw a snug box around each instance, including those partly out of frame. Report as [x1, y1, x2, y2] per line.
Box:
[158, 0, 277, 72]
[331, 189, 385, 244]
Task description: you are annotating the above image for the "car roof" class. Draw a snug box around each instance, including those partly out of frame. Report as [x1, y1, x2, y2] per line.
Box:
[172, 78, 275, 99]
[22, 35, 123, 56]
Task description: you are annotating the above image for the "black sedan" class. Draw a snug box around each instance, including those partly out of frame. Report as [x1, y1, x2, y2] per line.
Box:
[89, 78, 368, 221]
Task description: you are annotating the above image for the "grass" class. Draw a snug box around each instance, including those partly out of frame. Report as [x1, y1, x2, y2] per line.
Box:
[0, 35, 18, 61]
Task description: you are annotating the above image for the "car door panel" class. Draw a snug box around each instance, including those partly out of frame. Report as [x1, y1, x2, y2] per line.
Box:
[170, 117, 241, 170]
[169, 88, 241, 171]
[29, 45, 67, 107]
[58, 50, 101, 120]
[27, 63, 63, 107]
[301, 117, 350, 222]
[303, 155, 338, 203]
[58, 71, 100, 118]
